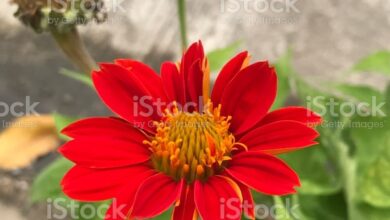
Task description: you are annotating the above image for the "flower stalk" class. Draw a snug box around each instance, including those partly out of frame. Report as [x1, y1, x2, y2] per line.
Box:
[51, 27, 97, 75]
[11, 0, 106, 75]
[177, 0, 188, 51]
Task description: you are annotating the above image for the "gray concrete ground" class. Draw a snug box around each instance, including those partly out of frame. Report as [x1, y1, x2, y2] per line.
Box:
[1, 0, 390, 219]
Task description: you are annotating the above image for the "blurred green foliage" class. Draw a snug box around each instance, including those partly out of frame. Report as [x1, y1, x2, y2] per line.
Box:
[207, 41, 241, 72]
[60, 68, 93, 87]
[272, 51, 390, 220]
[271, 50, 293, 110]
[53, 113, 80, 141]
[31, 157, 73, 203]
[352, 51, 390, 75]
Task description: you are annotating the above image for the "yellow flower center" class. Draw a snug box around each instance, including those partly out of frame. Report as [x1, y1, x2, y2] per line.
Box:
[144, 102, 244, 183]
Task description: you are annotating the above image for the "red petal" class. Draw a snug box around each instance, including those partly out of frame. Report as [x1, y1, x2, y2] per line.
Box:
[181, 41, 205, 81]
[220, 62, 277, 135]
[161, 62, 186, 105]
[115, 59, 167, 100]
[187, 59, 204, 111]
[226, 151, 300, 195]
[61, 164, 153, 201]
[104, 168, 156, 220]
[239, 121, 319, 154]
[238, 183, 255, 220]
[130, 174, 184, 219]
[194, 176, 242, 220]
[211, 51, 249, 104]
[61, 117, 145, 140]
[92, 63, 162, 133]
[59, 137, 151, 168]
[181, 41, 205, 106]
[172, 184, 197, 220]
[257, 106, 322, 126]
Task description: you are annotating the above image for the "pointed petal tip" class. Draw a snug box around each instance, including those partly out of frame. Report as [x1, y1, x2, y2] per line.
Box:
[226, 152, 301, 196]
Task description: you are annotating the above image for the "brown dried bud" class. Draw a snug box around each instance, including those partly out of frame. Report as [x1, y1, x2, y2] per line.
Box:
[11, 0, 107, 33]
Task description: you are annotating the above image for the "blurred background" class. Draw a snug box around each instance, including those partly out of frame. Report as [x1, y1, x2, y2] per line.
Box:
[1, 0, 390, 219]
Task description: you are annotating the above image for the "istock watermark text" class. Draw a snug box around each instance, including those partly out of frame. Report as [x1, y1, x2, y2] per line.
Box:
[0, 96, 40, 117]
[306, 96, 387, 117]
[220, 0, 300, 13]
[46, 197, 300, 219]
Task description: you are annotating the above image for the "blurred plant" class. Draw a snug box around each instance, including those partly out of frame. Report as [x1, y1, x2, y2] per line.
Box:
[269, 51, 390, 220]
[11, 0, 107, 74]
[352, 51, 390, 75]
[177, 0, 188, 50]
[207, 41, 241, 73]
[59, 68, 94, 87]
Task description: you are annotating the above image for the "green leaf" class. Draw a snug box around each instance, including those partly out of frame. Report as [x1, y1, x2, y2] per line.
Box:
[349, 116, 390, 208]
[352, 51, 390, 75]
[31, 158, 73, 202]
[334, 84, 384, 105]
[348, 116, 389, 168]
[386, 84, 390, 115]
[274, 193, 347, 220]
[53, 113, 79, 141]
[31, 157, 113, 220]
[252, 191, 274, 207]
[271, 51, 292, 109]
[273, 195, 312, 220]
[252, 191, 274, 220]
[60, 68, 93, 87]
[351, 202, 390, 220]
[150, 209, 172, 219]
[294, 78, 335, 114]
[298, 193, 347, 220]
[280, 141, 342, 195]
[207, 42, 241, 72]
[273, 196, 295, 220]
[295, 79, 352, 134]
[31, 157, 112, 220]
[358, 148, 390, 208]
[77, 201, 111, 220]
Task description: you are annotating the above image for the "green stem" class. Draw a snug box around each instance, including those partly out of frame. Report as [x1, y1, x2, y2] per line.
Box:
[177, 0, 188, 51]
[50, 27, 97, 75]
[324, 116, 356, 220]
[334, 138, 357, 220]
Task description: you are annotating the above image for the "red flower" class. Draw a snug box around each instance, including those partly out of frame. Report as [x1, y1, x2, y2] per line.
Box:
[60, 41, 321, 220]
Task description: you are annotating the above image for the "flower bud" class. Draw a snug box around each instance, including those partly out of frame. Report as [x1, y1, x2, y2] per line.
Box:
[11, 0, 107, 33]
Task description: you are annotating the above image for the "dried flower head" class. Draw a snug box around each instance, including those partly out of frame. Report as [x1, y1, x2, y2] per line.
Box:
[11, 0, 107, 33]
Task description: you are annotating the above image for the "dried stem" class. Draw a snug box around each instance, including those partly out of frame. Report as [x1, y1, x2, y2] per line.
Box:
[51, 27, 97, 75]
